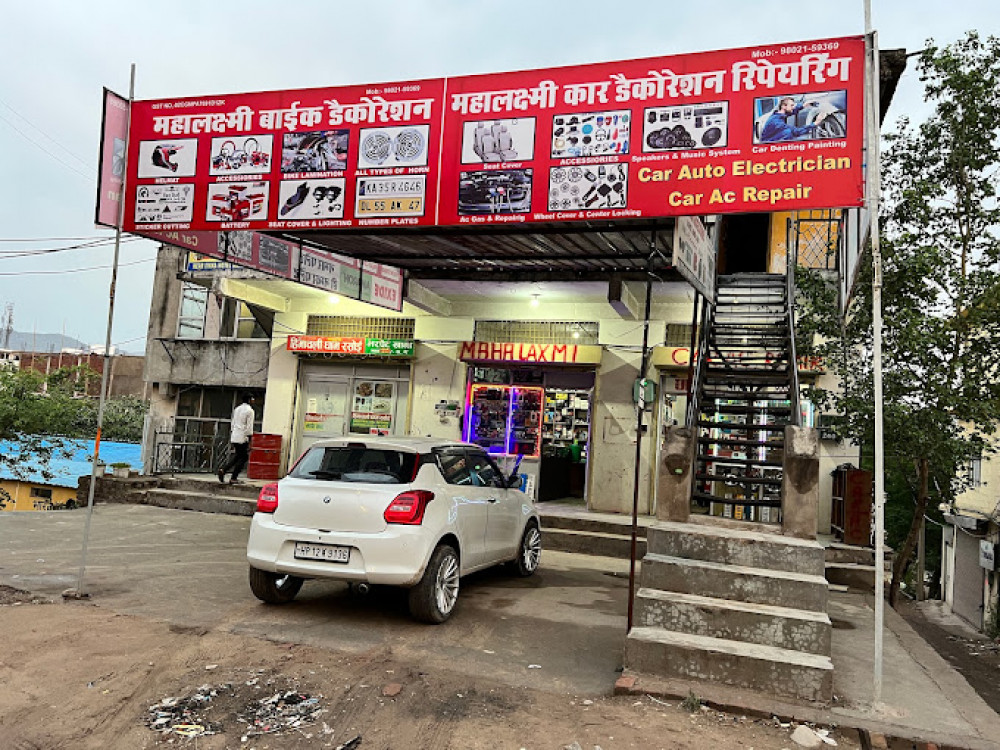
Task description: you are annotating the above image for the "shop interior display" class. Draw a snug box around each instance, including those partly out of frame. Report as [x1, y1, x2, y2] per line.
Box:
[465, 385, 543, 456]
[541, 390, 591, 460]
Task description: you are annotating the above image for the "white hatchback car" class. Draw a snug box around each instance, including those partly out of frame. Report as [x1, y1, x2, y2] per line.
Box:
[246, 437, 541, 623]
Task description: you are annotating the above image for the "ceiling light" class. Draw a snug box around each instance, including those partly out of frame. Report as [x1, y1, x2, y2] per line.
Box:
[530, 294, 540, 307]
[328, 294, 340, 304]
[572, 331, 580, 339]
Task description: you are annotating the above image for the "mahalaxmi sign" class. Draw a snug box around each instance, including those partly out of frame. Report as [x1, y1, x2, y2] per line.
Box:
[109, 36, 865, 235]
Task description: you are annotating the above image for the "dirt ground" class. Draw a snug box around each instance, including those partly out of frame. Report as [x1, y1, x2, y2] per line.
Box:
[0, 586, 862, 750]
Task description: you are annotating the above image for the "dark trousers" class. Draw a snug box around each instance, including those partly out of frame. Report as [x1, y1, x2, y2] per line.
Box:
[221, 442, 249, 480]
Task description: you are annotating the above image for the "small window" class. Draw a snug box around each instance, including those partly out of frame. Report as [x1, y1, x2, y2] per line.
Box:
[466, 450, 501, 488]
[177, 284, 209, 339]
[30, 487, 53, 500]
[967, 457, 983, 488]
[438, 451, 473, 486]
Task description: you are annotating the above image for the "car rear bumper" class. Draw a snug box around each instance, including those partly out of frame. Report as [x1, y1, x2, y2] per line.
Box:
[246, 513, 435, 587]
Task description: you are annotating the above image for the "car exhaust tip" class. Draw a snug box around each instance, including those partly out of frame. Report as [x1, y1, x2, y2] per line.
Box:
[355, 582, 370, 596]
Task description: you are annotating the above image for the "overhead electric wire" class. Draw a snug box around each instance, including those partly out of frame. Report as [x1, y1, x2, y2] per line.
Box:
[0, 97, 93, 172]
[0, 236, 144, 259]
[0, 257, 154, 276]
[0, 236, 117, 243]
[0, 111, 93, 182]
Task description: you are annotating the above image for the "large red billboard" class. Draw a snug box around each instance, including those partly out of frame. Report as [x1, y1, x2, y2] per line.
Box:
[122, 36, 864, 234]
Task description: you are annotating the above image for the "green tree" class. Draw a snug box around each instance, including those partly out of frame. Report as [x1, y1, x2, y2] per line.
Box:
[797, 32, 1000, 607]
[0, 367, 89, 480]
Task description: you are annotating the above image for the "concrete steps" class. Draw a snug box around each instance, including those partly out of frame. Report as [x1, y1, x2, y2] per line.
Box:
[143, 488, 255, 516]
[541, 527, 646, 559]
[634, 588, 831, 655]
[624, 627, 833, 704]
[625, 520, 833, 703]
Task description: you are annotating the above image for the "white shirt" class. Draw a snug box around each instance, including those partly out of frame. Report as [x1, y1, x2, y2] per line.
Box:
[230, 402, 255, 444]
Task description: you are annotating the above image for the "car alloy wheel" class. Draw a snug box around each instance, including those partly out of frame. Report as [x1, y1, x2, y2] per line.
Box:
[520, 525, 541, 574]
[434, 551, 460, 615]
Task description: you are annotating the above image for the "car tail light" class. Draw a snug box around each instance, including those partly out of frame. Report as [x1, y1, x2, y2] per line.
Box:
[384, 490, 434, 525]
[257, 483, 279, 513]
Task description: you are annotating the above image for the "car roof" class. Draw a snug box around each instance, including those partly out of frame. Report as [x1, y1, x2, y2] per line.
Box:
[305, 436, 476, 453]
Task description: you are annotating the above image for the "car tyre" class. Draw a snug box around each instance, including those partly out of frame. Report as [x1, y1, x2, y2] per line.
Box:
[514, 522, 541, 577]
[408, 544, 460, 624]
[248, 566, 303, 604]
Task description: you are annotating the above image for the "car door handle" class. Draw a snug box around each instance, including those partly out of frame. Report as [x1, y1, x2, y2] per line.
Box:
[487, 497, 498, 503]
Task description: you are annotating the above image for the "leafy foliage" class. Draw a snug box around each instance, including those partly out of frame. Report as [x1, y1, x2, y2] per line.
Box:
[796, 32, 1000, 605]
[0, 365, 148, 480]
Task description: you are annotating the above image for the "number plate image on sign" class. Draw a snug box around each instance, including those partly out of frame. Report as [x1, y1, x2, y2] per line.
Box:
[294, 542, 351, 563]
[355, 176, 426, 217]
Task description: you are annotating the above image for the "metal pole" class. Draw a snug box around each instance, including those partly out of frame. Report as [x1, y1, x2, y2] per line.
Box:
[864, 0, 886, 706]
[73, 63, 135, 598]
[685, 290, 701, 404]
[627, 232, 656, 632]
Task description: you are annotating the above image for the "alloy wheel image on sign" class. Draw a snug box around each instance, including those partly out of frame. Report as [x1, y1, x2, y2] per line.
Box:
[356, 125, 429, 169]
[458, 169, 532, 215]
[138, 139, 198, 178]
[209, 135, 274, 175]
[278, 178, 346, 220]
[461, 118, 535, 164]
[548, 164, 626, 211]
[642, 102, 729, 151]
[551, 110, 630, 158]
[281, 130, 350, 174]
[134, 184, 194, 223]
[355, 176, 426, 218]
[206, 182, 270, 222]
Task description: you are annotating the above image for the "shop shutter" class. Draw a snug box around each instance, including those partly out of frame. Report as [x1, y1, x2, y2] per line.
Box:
[952, 529, 985, 628]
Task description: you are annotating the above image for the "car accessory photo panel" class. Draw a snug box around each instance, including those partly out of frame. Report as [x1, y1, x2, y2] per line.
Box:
[281, 129, 350, 174]
[642, 101, 729, 152]
[206, 181, 270, 222]
[547, 164, 627, 211]
[752, 90, 848, 144]
[209, 135, 274, 175]
[355, 175, 426, 218]
[137, 139, 198, 178]
[461, 118, 536, 164]
[457, 169, 532, 215]
[357, 125, 430, 169]
[551, 109, 631, 158]
[134, 184, 195, 223]
[278, 178, 346, 220]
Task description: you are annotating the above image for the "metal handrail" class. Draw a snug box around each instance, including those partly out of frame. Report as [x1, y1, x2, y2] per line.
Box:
[686, 295, 713, 427]
[786, 219, 803, 427]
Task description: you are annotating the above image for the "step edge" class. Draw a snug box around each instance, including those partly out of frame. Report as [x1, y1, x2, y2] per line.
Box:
[635, 588, 831, 624]
[627, 626, 834, 670]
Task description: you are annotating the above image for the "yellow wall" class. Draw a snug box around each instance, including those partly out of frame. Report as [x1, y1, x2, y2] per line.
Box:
[768, 210, 842, 273]
[0, 479, 78, 512]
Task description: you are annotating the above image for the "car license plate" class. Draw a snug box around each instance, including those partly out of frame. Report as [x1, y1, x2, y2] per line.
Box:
[294, 542, 350, 563]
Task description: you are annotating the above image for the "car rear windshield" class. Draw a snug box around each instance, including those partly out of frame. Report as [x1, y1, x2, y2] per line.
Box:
[290, 445, 417, 484]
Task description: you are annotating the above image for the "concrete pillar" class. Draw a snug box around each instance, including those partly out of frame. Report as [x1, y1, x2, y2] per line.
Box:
[657, 426, 695, 523]
[781, 426, 820, 539]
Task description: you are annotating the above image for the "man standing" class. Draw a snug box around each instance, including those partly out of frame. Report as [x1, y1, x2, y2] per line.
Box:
[760, 97, 826, 142]
[218, 392, 255, 484]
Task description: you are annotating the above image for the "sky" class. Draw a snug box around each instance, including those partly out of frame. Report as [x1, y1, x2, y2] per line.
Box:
[0, 1, 996, 354]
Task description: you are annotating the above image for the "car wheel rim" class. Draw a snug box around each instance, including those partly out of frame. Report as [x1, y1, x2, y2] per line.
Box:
[434, 554, 459, 615]
[522, 527, 541, 572]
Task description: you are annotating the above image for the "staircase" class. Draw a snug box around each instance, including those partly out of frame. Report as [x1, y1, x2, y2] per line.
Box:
[624, 269, 833, 703]
[691, 272, 799, 524]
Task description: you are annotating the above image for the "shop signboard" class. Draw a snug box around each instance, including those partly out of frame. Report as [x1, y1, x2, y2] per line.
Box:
[351, 380, 395, 435]
[652, 346, 822, 372]
[142, 228, 403, 311]
[287, 334, 414, 357]
[980, 540, 997, 571]
[121, 36, 865, 235]
[673, 216, 715, 300]
[458, 341, 602, 365]
[95, 88, 130, 228]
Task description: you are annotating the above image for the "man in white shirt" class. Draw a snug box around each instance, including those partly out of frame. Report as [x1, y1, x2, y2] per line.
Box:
[218, 393, 255, 484]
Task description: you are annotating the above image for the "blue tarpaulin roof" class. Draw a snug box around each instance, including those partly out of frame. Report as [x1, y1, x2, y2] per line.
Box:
[0, 439, 142, 488]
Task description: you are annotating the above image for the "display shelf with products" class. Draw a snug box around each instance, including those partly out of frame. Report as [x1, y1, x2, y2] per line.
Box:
[509, 386, 543, 456]
[465, 384, 511, 454]
[542, 389, 592, 460]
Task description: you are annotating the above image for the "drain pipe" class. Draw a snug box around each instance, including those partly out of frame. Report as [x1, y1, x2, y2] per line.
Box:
[627, 232, 656, 632]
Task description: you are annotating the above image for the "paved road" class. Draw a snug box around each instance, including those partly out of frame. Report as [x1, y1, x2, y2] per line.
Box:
[0, 504, 631, 695]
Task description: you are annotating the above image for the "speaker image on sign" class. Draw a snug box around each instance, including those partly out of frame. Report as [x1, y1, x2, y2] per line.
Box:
[642, 102, 729, 152]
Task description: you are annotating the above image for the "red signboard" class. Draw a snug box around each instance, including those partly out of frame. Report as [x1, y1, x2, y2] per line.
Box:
[122, 36, 863, 234]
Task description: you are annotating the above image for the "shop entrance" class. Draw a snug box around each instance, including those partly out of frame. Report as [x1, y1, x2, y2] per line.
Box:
[465, 366, 595, 505]
[295, 362, 410, 459]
